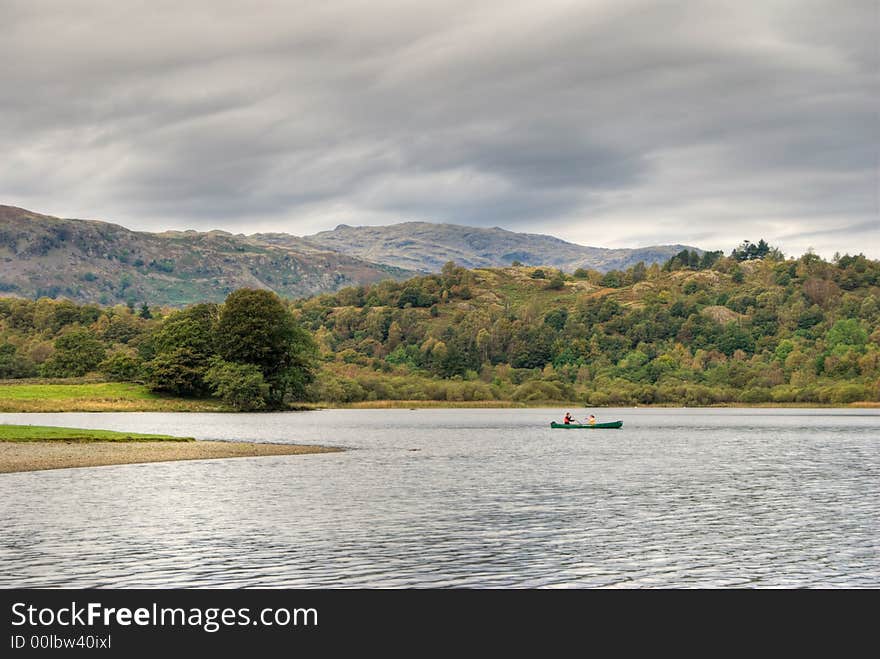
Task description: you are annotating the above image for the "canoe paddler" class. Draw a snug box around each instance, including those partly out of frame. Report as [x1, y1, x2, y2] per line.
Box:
[587, 414, 596, 425]
[563, 412, 573, 425]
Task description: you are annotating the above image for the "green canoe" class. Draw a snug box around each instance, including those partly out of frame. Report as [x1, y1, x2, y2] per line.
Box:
[550, 421, 623, 429]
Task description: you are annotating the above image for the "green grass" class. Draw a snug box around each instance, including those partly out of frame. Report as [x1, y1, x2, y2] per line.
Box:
[0, 382, 158, 400]
[0, 424, 194, 443]
[0, 381, 229, 412]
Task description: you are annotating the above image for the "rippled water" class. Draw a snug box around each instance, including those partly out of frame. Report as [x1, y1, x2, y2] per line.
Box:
[0, 408, 877, 588]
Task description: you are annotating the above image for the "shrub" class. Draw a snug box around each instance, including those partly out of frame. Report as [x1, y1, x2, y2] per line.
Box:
[0, 343, 36, 378]
[99, 352, 143, 381]
[822, 383, 866, 405]
[739, 387, 770, 403]
[546, 274, 566, 290]
[511, 380, 568, 402]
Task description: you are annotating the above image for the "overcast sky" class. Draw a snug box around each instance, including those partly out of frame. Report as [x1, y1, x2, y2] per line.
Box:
[1, 0, 876, 257]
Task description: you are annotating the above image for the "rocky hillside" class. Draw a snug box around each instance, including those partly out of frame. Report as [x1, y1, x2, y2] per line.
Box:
[0, 206, 412, 306]
[0, 204, 700, 306]
[293, 222, 698, 273]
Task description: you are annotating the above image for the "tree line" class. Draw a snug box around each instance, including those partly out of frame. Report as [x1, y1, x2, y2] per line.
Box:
[0, 289, 316, 410]
[0, 243, 878, 407]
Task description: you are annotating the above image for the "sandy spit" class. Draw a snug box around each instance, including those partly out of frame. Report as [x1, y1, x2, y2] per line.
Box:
[0, 441, 341, 474]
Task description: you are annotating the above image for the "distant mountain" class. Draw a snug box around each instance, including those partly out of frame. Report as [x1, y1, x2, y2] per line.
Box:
[294, 222, 700, 273]
[0, 206, 413, 306]
[0, 205, 701, 307]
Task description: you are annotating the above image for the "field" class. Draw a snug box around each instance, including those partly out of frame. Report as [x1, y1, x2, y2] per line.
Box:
[0, 381, 228, 412]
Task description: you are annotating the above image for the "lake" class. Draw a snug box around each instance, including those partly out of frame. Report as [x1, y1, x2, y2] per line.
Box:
[0, 408, 877, 588]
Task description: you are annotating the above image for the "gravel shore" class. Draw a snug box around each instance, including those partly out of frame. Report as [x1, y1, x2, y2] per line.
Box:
[0, 440, 340, 473]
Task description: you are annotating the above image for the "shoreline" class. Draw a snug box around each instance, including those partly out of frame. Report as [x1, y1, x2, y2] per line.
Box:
[1, 381, 875, 412]
[0, 440, 341, 474]
[1, 399, 877, 413]
[0, 400, 875, 413]
[311, 400, 880, 410]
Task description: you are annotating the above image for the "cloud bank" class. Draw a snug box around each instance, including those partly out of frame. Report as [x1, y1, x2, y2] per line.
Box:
[1, 0, 876, 257]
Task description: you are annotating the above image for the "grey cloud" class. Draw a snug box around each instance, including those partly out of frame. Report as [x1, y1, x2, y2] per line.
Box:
[0, 0, 876, 256]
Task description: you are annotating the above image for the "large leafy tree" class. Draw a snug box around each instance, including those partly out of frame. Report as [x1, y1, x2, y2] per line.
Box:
[146, 303, 218, 396]
[215, 289, 316, 406]
[152, 303, 218, 356]
[40, 329, 107, 377]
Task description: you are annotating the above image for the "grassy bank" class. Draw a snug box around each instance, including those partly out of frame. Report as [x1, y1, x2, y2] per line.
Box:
[315, 399, 875, 409]
[0, 381, 229, 412]
[0, 381, 875, 413]
[329, 399, 527, 409]
[0, 424, 193, 442]
[0, 423, 341, 473]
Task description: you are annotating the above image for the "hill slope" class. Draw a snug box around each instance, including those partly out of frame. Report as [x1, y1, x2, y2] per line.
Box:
[0, 251, 877, 407]
[294, 222, 698, 273]
[291, 255, 880, 405]
[0, 206, 413, 306]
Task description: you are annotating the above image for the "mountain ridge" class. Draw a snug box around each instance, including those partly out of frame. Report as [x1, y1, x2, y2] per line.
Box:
[292, 221, 699, 273]
[1, 204, 702, 306]
[0, 205, 414, 306]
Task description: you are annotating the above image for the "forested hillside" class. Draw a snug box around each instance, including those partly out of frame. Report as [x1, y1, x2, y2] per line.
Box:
[295, 249, 879, 405]
[1, 247, 878, 406]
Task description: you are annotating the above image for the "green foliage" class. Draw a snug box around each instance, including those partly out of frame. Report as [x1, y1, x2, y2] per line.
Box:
[663, 249, 723, 272]
[731, 239, 777, 261]
[0, 343, 36, 378]
[700, 251, 723, 270]
[215, 289, 317, 405]
[0, 424, 189, 442]
[1, 243, 878, 408]
[204, 359, 269, 411]
[798, 305, 824, 329]
[152, 303, 217, 356]
[99, 352, 144, 381]
[150, 258, 175, 273]
[600, 271, 624, 288]
[40, 330, 107, 377]
[545, 273, 566, 290]
[826, 319, 867, 351]
[544, 308, 568, 331]
[146, 304, 217, 396]
[397, 286, 436, 308]
[146, 347, 213, 396]
[682, 280, 702, 295]
[512, 380, 571, 402]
